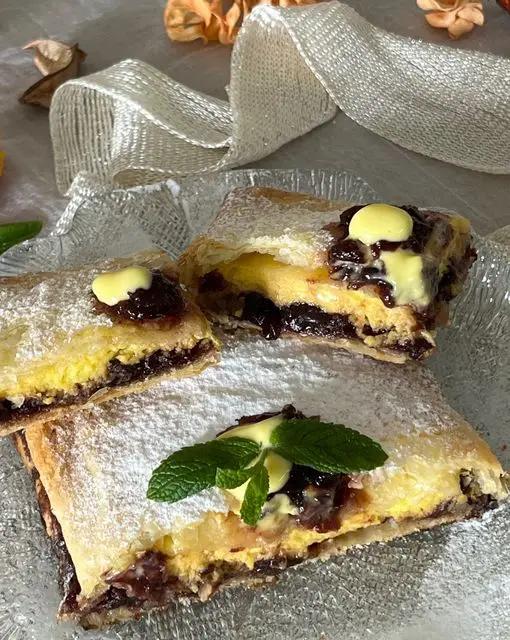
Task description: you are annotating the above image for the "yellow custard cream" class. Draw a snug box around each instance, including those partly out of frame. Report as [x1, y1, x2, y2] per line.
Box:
[92, 266, 152, 306]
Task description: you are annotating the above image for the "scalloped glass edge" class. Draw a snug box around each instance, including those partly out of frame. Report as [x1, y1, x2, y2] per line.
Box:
[0, 169, 508, 640]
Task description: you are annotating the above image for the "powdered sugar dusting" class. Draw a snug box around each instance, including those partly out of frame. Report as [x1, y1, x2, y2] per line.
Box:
[0, 252, 167, 366]
[206, 188, 348, 267]
[36, 331, 473, 583]
[0, 271, 112, 364]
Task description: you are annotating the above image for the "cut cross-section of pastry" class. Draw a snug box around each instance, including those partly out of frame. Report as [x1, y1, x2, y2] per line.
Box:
[179, 187, 476, 362]
[14, 334, 507, 628]
[0, 250, 219, 435]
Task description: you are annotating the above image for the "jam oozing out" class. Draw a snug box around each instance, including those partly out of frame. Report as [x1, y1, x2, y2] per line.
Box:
[325, 204, 438, 308]
[324, 204, 475, 312]
[223, 405, 353, 533]
[272, 465, 352, 533]
[95, 270, 186, 322]
[199, 275, 434, 359]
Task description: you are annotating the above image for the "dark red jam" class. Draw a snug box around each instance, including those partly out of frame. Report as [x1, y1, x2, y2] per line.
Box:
[324, 204, 445, 308]
[94, 270, 186, 322]
[105, 551, 174, 602]
[241, 292, 358, 341]
[272, 465, 352, 533]
[0, 340, 215, 424]
[225, 405, 353, 533]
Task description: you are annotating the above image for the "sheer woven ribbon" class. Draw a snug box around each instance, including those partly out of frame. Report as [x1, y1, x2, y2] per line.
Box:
[50, 1, 510, 193]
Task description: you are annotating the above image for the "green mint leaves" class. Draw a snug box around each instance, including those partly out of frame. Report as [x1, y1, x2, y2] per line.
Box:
[147, 437, 260, 502]
[0, 220, 43, 256]
[269, 419, 388, 473]
[240, 460, 269, 526]
[147, 413, 388, 527]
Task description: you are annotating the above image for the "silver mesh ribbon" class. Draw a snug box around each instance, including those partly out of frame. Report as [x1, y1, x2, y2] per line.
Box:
[50, 1, 510, 193]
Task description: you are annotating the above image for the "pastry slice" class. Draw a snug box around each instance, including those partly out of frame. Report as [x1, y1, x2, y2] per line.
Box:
[179, 187, 476, 362]
[0, 250, 219, 435]
[14, 335, 507, 628]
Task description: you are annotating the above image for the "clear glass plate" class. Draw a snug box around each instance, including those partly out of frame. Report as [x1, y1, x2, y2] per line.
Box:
[0, 169, 508, 640]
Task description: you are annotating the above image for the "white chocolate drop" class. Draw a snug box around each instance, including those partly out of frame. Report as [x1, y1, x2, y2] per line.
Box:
[226, 452, 292, 505]
[218, 415, 283, 449]
[218, 415, 292, 505]
[349, 204, 413, 245]
[92, 266, 152, 306]
[381, 250, 429, 307]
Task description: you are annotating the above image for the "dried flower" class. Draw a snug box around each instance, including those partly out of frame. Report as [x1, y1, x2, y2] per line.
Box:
[417, 0, 484, 39]
[20, 40, 87, 108]
[164, 0, 317, 44]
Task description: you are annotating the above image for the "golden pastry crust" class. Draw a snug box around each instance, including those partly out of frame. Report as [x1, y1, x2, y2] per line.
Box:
[179, 187, 347, 282]
[0, 250, 220, 435]
[16, 332, 507, 625]
[179, 188, 473, 363]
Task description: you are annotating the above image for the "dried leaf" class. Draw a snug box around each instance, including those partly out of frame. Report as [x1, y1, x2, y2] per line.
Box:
[164, 0, 317, 44]
[20, 40, 86, 109]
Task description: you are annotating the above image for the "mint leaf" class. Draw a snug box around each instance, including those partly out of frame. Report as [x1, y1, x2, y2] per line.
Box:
[147, 437, 260, 502]
[164, 437, 260, 470]
[147, 461, 216, 502]
[240, 462, 269, 526]
[216, 466, 256, 489]
[270, 418, 388, 473]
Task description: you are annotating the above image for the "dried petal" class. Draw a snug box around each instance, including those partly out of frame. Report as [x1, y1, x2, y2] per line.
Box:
[457, 5, 484, 25]
[164, 0, 320, 44]
[498, 0, 510, 13]
[20, 42, 86, 109]
[425, 11, 458, 27]
[417, 0, 484, 39]
[23, 39, 75, 76]
[448, 16, 476, 38]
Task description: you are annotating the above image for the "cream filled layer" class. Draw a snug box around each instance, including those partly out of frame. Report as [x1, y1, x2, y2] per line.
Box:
[0, 308, 213, 401]
[212, 253, 422, 337]
[151, 422, 502, 588]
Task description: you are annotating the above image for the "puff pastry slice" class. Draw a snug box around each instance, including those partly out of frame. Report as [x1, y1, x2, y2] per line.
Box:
[14, 335, 507, 628]
[179, 188, 476, 363]
[0, 250, 219, 434]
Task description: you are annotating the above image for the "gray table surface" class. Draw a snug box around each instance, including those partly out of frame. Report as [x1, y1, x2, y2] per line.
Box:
[1, 0, 509, 235]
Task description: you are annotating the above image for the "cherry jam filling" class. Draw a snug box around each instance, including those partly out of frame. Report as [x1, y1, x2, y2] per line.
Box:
[94, 270, 186, 322]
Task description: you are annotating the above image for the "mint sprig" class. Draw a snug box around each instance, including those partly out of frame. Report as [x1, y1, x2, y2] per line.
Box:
[270, 419, 388, 473]
[147, 437, 260, 502]
[240, 459, 269, 526]
[147, 413, 388, 526]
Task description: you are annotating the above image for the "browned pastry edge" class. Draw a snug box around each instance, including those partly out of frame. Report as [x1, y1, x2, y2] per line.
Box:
[13, 431, 501, 629]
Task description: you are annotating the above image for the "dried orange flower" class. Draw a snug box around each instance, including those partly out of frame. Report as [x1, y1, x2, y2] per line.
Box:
[417, 0, 484, 39]
[164, 0, 317, 44]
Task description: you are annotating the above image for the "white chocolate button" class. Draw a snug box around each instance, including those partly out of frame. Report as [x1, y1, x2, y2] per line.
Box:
[218, 415, 292, 505]
[349, 204, 413, 245]
[381, 250, 429, 307]
[92, 266, 152, 306]
[227, 452, 292, 505]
